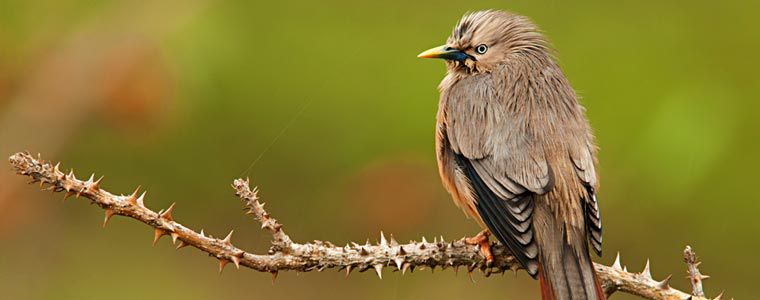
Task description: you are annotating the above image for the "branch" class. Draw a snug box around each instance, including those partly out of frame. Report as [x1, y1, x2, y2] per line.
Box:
[8, 152, 726, 299]
[684, 245, 721, 299]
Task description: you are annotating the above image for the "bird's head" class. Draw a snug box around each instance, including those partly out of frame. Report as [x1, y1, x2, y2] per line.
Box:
[418, 10, 547, 74]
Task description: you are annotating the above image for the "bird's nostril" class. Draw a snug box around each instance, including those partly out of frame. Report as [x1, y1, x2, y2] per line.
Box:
[444, 47, 454, 51]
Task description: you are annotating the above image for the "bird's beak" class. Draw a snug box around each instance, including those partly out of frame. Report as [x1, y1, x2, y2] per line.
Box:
[417, 45, 468, 61]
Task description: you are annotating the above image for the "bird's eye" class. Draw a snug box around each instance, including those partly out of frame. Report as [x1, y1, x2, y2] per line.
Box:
[475, 44, 488, 54]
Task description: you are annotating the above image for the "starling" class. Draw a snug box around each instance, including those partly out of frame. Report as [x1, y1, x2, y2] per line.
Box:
[419, 10, 604, 300]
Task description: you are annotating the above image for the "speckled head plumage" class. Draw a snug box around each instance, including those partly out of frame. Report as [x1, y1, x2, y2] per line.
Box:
[419, 10, 548, 73]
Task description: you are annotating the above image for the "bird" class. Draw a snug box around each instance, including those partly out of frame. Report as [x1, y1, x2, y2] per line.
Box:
[418, 10, 604, 300]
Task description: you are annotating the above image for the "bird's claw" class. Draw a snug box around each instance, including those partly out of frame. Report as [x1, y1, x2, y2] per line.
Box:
[465, 230, 494, 267]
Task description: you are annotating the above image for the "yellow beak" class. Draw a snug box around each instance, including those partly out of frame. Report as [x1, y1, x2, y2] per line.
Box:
[417, 45, 468, 61]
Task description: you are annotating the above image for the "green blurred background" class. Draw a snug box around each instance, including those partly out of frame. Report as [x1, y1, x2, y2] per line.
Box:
[1, 0, 757, 299]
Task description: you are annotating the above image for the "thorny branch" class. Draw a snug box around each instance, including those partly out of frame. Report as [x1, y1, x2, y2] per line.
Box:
[684, 246, 717, 298]
[9, 152, 727, 300]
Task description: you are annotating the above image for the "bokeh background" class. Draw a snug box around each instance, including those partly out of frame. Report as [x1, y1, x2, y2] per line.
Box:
[1, 0, 758, 299]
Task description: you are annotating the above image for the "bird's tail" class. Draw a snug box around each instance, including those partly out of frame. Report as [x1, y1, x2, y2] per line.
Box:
[537, 231, 605, 300]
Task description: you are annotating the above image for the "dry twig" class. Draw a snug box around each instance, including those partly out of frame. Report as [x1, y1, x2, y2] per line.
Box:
[8, 152, 727, 299]
[684, 246, 721, 299]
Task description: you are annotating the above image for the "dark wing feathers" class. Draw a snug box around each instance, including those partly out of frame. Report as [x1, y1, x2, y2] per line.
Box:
[571, 145, 602, 256]
[584, 187, 602, 256]
[455, 154, 540, 277]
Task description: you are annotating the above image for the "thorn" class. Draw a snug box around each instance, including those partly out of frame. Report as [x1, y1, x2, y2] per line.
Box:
[422, 236, 428, 244]
[85, 174, 94, 186]
[90, 176, 103, 191]
[380, 231, 387, 246]
[374, 264, 383, 279]
[171, 232, 179, 244]
[231, 255, 241, 269]
[135, 192, 146, 207]
[359, 247, 369, 256]
[103, 209, 116, 228]
[623, 266, 628, 272]
[176, 240, 188, 249]
[63, 191, 75, 201]
[200, 229, 205, 237]
[398, 245, 406, 255]
[467, 270, 475, 283]
[153, 228, 166, 246]
[270, 271, 278, 284]
[656, 274, 672, 289]
[126, 186, 141, 204]
[401, 262, 411, 275]
[53, 162, 61, 174]
[390, 234, 398, 246]
[641, 259, 652, 279]
[394, 257, 404, 270]
[345, 265, 353, 277]
[222, 230, 234, 245]
[219, 259, 228, 274]
[160, 202, 176, 221]
[700, 274, 710, 280]
[612, 252, 622, 270]
[714, 291, 724, 300]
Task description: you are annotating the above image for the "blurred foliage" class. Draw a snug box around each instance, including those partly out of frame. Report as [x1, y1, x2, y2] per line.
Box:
[1, 0, 758, 299]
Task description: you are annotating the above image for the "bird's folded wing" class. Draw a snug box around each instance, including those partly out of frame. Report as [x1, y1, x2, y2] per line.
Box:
[444, 82, 554, 276]
[455, 154, 543, 276]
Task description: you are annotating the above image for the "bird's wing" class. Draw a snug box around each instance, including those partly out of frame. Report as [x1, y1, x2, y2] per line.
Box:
[454, 154, 544, 277]
[444, 75, 553, 277]
[570, 141, 602, 255]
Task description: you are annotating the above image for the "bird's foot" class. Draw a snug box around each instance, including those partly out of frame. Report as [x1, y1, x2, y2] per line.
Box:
[464, 230, 494, 267]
